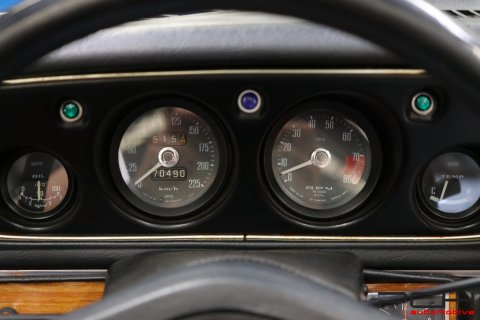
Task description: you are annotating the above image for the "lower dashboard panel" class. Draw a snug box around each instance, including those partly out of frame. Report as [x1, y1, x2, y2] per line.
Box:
[0, 275, 472, 319]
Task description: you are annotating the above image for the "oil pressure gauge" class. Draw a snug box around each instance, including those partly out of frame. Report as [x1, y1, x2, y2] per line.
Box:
[5, 152, 71, 219]
[419, 152, 480, 220]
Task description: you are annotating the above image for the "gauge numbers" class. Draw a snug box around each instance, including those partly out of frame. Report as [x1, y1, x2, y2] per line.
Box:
[267, 106, 378, 219]
[116, 106, 225, 217]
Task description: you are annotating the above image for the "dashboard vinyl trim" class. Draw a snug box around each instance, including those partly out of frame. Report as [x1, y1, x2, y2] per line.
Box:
[0, 269, 106, 278]
[0, 233, 480, 242]
[245, 234, 480, 242]
[0, 234, 245, 242]
[1, 68, 426, 85]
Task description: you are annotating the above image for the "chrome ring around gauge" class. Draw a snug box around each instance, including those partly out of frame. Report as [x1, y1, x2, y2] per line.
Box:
[112, 100, 228, 219]
[4, 152, 72, 220]
[264, 100, 381, 220]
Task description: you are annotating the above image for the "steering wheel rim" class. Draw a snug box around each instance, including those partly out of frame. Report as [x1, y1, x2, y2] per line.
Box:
[63, 257, 390, 320]
[0, 0, 476, 319]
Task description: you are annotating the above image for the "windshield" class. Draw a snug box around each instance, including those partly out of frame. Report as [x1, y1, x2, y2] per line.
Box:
[0, 0, 21, 12]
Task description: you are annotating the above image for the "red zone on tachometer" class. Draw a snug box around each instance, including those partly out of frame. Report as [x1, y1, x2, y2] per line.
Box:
[343, 154, 366, 185]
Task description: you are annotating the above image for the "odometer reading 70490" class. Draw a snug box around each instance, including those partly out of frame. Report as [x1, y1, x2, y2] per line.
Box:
[117, 106, 222, 216]
[150, 168, 187, 181]
[267, 107, 374, 218]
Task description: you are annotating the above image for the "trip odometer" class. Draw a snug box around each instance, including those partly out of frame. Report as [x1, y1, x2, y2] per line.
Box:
[265, 102, 380, 220]
[114, 103, 227, 218]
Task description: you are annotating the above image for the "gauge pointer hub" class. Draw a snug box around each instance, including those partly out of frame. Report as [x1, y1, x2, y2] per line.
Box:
[158, 147, 179, 168]
[280, 148, 331, 175]
[134, 147, 180, 186]
[311, 148, 332, 168]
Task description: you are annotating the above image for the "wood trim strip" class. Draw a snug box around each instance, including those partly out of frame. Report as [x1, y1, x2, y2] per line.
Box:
[0, 281, 104, 315]
[367, 283, 438, 292]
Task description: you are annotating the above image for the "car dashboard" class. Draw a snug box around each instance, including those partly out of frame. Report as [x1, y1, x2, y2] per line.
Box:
[0, 66, 471, 238]
[0, 10, 478, 238]
[2, 3, 480, 319]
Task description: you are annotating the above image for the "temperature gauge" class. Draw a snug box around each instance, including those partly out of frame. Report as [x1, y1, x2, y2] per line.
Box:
[5, 152, 71, 219]
[420, 152, 480, 219]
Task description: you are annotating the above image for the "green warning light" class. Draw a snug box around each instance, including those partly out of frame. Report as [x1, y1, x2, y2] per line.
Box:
[415, 95, 432, 111]
[60, 101, 83, 122]
[412, 93, 435, 116]
[63, 103, 79, 118]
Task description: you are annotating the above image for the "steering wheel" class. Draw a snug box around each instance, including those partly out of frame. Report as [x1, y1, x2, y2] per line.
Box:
[0, 0, 478, 319]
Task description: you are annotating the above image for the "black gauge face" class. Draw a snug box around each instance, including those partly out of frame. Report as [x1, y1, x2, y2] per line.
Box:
[420, 152, 480, 219]
[266, 106, 378, 219]
[116, 106, 225, 217]
[6, 152, 70, 219]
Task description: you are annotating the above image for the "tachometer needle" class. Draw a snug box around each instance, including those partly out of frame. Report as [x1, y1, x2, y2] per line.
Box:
[440, 180, 449, 201]
[134, 162, 162, 186]
[280, 160, 313, 175]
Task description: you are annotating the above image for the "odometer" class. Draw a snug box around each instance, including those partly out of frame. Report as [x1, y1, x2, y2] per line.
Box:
[114, 104, 227, 218]
[150, 168, 187, 181]
[265, 102, 380, 220]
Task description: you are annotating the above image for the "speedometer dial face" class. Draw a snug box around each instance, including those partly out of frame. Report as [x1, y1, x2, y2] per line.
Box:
[116, 106, 225, 217]
[267, 105, 378, 219]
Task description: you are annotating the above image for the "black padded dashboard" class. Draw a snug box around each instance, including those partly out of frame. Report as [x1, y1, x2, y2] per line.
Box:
[2, 5, 480, 270]
[22, 11, 401, 76]
[18, 6, 480, 77]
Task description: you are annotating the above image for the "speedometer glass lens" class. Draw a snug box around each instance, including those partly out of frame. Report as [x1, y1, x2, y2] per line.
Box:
[116, 106, 223, 217]
[267, 106, 376, 219]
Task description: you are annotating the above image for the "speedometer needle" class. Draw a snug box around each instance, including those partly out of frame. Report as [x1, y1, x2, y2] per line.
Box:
[134, 162, 162, 186]
[281, 160, 313, 175]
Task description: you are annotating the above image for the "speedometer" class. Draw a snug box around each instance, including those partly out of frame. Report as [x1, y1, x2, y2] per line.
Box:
[264, 101, 381, 220]
[113, 102, 228, 218]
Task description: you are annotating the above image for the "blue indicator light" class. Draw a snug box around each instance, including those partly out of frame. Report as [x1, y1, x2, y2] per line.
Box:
[238, 90, 262, 114]
[241, 92, 259, 110]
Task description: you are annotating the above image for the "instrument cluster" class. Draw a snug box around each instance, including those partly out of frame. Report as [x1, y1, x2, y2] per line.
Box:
[108, 95, 387, 229]
[1, 72, 480, 235]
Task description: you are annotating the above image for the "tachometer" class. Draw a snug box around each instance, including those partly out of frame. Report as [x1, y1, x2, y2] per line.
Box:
[114, 103, 227, 218]
[265, 101, 380, 220]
